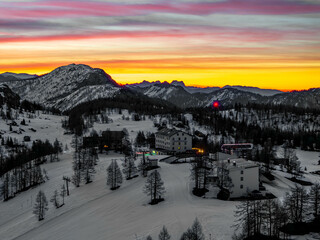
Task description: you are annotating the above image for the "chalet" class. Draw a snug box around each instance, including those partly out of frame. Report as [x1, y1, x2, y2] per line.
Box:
[83, 130, 125, 151]
[155, 128, 192, 153]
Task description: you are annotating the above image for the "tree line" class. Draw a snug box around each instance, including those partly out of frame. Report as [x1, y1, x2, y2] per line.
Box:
[0, 139, 62, 177]
[1, 159, 48, 201]
[188, 104, 320, 152]
[63, 90, 181, 135]
[233, 183, 320, 239]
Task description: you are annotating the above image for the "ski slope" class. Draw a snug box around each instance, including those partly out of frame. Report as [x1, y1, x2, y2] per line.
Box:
[0, 153, 236, 240]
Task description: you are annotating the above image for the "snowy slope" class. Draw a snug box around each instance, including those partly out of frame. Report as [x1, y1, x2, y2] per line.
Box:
[0, 111, 73, 148]
[1, 111, 319, 240]
[6, 64, 122, 112]
[0, 155, 236, 240]
[266, 88, 320, 109]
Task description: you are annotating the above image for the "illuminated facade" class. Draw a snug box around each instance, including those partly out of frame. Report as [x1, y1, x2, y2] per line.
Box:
[155, 128, 192, 153]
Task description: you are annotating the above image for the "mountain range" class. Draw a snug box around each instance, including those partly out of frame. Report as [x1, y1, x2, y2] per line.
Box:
[1, 64, 319, 111]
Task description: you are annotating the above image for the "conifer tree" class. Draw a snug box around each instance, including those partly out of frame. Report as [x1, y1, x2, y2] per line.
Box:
[122, 156, 138, 180]
[107, 160, 123, 190]
[158, 226, 171, 240]
[309, 182, 320, 218]
[50, 189, 61, 208]
[180, 218, 205, 240]
[33, 190, 48, 221]
[143, 170, 165, 204]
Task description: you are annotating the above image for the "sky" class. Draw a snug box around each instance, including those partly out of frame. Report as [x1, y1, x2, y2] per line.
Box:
[0, 0, 320, 91]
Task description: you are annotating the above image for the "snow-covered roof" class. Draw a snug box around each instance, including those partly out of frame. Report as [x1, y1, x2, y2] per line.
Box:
[156, 128, 191, 137]
[220, 158, 258, 171]
[209, 152, 238, 161]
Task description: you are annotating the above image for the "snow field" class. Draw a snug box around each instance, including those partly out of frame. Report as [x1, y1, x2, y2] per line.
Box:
[0, 110, 319, 240]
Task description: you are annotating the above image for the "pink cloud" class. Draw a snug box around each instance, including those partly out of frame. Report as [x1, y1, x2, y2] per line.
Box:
[0, 26, 316, 44]
[1, 0, 320, 19]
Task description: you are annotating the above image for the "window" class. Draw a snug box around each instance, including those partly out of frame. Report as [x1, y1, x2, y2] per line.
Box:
[185, 137, 187, 140]
[179, 142, 180, 145]
[241, 170, 244, 174]
[172, 147, 174, 150]
[240, 185, 243, 189]
[240, 177, 243, 181]
[173, 138, 175, 140]
[179, 137, 181, 140]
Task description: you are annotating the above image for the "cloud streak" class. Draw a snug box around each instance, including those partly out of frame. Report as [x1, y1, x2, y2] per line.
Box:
[0, 0, 319, 89]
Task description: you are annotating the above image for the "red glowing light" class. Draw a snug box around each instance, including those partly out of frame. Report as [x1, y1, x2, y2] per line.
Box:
[213, 101, 220, 109]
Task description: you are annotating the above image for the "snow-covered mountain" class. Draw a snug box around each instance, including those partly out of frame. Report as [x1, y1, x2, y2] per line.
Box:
[126, 80, 162, 89]
[6, 64, 122, 112]
[127, 80, 219, 94]
[170, 81, 220, 94]
[129, 83, 266, 108]
[126, 81, 282, 95]
[4, 64, 319, 111]
[222, 85, 283, 96]
[266, 88, 320, 108]
[127, 81, 319, 109]
[201, 88, 261, 107]
[129, 82, 204, 108]
[0, 72, 38, 82]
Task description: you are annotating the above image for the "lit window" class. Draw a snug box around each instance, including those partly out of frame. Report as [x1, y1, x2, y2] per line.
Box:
[178, 147, 181, 150]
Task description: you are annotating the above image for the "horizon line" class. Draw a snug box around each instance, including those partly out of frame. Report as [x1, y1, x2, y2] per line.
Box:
[0, 68, 317, 93]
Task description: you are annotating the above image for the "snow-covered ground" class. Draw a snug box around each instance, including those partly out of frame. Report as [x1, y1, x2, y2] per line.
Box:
[0, 151, 237, 240]
[1, 111, 319, 240]
[87, 110, 157, 143]
[0, 111, 73, 150]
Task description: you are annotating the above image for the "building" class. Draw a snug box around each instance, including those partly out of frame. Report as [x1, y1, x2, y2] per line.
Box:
[155, 128, 192, 153]
[218, 158, 259, 198]
[209, 152, 238, 161]
[83, 130, 125, 151]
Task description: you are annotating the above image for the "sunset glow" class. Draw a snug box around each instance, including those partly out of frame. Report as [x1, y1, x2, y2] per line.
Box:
[1, 0, 320, 90]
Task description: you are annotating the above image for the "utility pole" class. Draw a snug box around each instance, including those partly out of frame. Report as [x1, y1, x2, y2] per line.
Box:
[63, 176, 71, 196]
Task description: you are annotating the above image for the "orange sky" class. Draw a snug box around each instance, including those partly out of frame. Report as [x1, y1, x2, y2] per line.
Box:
[1, 0, 320, 91]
